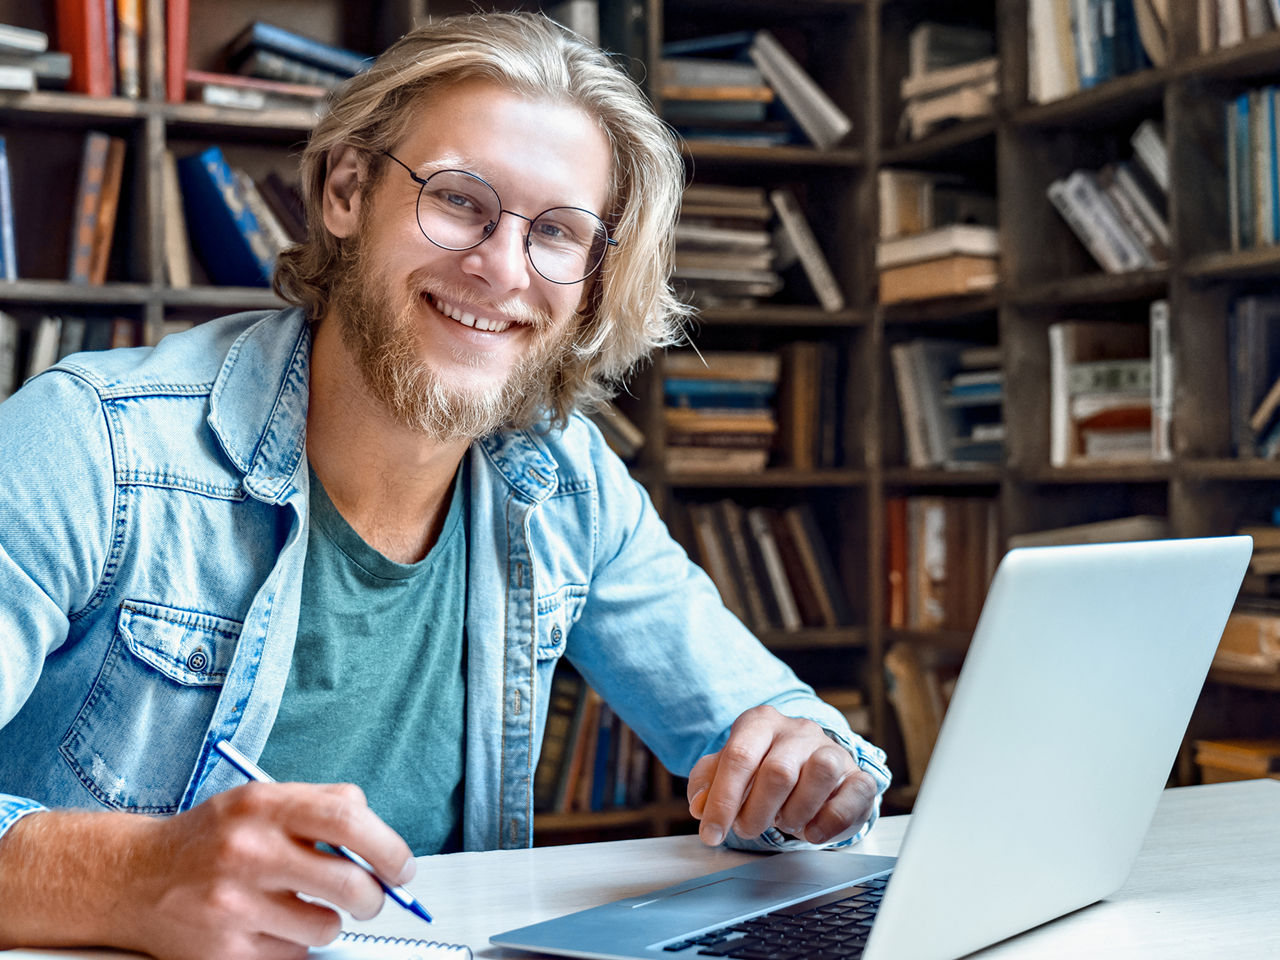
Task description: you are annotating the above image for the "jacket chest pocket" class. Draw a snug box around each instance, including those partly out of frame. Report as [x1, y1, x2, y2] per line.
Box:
[60, 601, 241, 814]
[536, 584, 588, 661]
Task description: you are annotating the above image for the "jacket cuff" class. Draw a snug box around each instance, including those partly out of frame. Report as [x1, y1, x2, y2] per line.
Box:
[0, 797, 48, 841]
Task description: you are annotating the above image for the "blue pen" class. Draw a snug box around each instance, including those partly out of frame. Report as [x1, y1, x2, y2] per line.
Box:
[213, 739, 433, 924]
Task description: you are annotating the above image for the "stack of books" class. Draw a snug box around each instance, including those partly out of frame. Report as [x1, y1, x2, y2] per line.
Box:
[877, 169, 998, 303]
[0, 310, 142, 401]
[1193, 738, 1280, 783]
[675, 185, 781, 307]
[0, 23, 70, 91]
[663, 350, 779, 474]
[184, 69, 327, 114]
[1027, 0, 1162, 104]
[223, 21, 371, 90]
[1225, 85, 1280, 253]
[1195, 0, 1280, 54]
[889, 339, 1005, 470]
[1047, 119, 1169, 274]
[898, 22, 997, 142]
[533, 670, 655, 815]
[684, 499, 852, 634]
[658, 29, 852, 150]
[175, 146, 303, 288]
[884, 494, 1001, 632]
[1227, 295, 1280, 458]
[1047, 302, 1173, 467]
[55, 1, 143, 97]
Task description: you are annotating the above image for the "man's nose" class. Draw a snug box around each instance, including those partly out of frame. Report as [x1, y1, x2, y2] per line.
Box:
[461, 213, 533, 292]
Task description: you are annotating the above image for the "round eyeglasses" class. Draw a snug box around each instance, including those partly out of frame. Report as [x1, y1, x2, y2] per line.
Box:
[382, 151, 617, 285]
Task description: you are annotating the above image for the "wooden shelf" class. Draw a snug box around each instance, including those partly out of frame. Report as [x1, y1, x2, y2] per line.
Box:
[1174, 30, 1280, 84]
[1207, 669, 1280, 693]
[880, 291, 1000, 323]
[1180, 459, 1280, 481]
[879, 118, 997, 165]
[693, 304, 870, 327]
[882, 466, 1004, 487]
[1011, 66, 1169, 128]
[0, 279, 152, 305]
[759, 626, 866, 650]
[1006, 269, 1170, 308]
[683, 141, 863, 168]
[1017, 463, 1175, 485]
[664, 468, 867, 488]
[1184, 247, 1280, 282]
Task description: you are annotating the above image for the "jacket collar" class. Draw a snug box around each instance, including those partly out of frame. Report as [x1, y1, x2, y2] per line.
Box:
[207, 308, 312, 505]
[207, 307, 560, 505]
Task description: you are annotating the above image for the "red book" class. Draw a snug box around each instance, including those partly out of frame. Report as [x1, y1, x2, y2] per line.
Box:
[165, 0, 189, 103]
[58, 0, 114, 97]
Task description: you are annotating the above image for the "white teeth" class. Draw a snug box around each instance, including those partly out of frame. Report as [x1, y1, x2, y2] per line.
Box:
[432, 297, 512, 334]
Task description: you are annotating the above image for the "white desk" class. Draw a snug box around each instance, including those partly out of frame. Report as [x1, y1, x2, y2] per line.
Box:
[7, 780, 1280, 959]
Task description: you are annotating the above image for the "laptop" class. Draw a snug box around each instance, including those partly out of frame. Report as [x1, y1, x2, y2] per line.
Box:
[492, 536, 1251, 960]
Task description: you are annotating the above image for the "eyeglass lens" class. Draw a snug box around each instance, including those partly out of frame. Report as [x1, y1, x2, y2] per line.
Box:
[415, 169, 609, 284]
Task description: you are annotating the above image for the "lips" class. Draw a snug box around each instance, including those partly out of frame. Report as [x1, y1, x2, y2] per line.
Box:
[431, 295, 518, 333]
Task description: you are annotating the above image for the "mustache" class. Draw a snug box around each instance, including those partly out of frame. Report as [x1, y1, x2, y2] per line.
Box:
[408, 270, 554, 329]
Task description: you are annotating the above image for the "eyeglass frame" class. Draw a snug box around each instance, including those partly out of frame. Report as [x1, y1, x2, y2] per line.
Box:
[380, 150, 618, 285]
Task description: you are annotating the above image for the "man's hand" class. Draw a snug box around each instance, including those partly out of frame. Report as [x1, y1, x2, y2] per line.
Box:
[687, 705, 878, 848]
[0, 782, 416, 960]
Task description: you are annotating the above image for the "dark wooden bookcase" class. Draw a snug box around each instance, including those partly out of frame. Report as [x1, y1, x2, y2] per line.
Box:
[2, 0, 1277, 840]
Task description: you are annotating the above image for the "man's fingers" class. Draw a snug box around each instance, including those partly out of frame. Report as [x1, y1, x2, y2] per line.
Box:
[687, 753, 718, 817]
[282, 783, 416, 887]
[801, 767, 879, 845]
[768, 743, 854, 837]
[697, 724, 772, 846]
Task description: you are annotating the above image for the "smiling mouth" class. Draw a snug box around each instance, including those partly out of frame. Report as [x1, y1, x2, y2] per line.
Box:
[431, 295, 520, 334]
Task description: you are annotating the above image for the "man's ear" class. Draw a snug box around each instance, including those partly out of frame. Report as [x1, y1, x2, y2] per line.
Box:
[322, 145, 365, 239]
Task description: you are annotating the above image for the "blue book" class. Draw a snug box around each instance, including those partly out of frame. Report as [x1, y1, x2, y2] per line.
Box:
[1238, 93, 1254, 249]
[227, 21, 372, 78]
[660, 31, 755, 59]
[1095, 0, 1115, 83]
[0, 136, 15, 281]
[589, 703, 614, 812]
[176, 146, 273, 287]
[664, 378, 777, 398]
[1269, 86, 1279, 247]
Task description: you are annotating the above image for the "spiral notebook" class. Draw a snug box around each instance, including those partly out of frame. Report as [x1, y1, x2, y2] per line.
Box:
[313, 931, 472, 959]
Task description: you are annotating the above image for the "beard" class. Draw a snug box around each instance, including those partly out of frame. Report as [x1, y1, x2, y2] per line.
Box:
[327, 231, 579, 443]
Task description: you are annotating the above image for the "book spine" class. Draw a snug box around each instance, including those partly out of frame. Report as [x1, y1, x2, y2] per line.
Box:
[0, 137, 15, 281]
[747, 30, 852, 149]
[240, 20, 370, 77]
[236, 47, 347, 89]
[67, 132, 109, 283]
[176, 146, 273, 287]
[747, 507, 803, 631]
[114, 0, 141, 98]
[1149, 299, 1173, 461]
[57, 0, 113, 96]
[165, 0, 188, 102]
[768, 188, 844, 311]
[0, 310, 17, 400]
[87, 136, 126, 284]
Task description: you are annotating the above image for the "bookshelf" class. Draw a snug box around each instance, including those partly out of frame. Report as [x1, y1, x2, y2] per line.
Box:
[3, 0, 1279, 839]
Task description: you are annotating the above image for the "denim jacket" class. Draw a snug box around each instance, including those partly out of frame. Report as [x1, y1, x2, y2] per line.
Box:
[0, 308, 889, 851]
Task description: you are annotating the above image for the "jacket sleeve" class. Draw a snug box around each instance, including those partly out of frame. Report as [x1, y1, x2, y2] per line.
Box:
[563, 418, 891, 850]
[0, 369, 117, 840]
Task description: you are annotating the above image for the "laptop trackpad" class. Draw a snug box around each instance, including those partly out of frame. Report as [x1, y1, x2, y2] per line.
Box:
[633, 877, 823, 919]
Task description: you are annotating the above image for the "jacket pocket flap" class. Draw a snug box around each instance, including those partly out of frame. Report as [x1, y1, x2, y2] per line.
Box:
[117, 601, 241, 686]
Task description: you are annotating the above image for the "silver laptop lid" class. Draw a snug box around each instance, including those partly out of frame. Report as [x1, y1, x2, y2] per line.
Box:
[864, 536, 1251, 960]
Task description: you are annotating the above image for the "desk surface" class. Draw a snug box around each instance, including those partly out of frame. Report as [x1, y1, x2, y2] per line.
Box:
[7, 780, 1280, 959]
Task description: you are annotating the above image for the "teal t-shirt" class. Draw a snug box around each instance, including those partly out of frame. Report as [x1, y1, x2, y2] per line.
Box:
[259, 463, 468, 855]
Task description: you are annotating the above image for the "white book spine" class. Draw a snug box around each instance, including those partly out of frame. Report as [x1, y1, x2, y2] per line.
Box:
[1149, 299, 1173, 462]
[747, 30, 852, 149]
[1047, 176, 1125, 272]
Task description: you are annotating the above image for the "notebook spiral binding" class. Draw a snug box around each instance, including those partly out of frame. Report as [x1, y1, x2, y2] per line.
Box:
[338, 930, 473, 957]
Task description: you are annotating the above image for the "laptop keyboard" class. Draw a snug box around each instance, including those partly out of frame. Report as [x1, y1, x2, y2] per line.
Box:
[660, 875, 889, 960]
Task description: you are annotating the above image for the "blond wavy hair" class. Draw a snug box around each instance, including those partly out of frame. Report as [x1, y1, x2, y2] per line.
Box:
[274, 11, 690, 425]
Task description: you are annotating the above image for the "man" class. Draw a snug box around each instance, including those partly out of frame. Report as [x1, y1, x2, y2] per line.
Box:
[0, 13, 889, 959]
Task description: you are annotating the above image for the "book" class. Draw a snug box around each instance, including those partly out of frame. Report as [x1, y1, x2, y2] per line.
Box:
[57, 0, 113, 96]
[587, 400, 644, 460]
[883, 642, 944, 787]
[26, 315, 62, 378]
[900, 55, 998, 101]
[88, 135, 126, 284]
[658, 57, 763, 88]
[900, 80, 997, 141]
[227, 21, 371, 79]
[0, 62, 34, 90]
[717, 499, 771, 631]
[747, 506, 803, 631]
[879, 254, 998, 305]
[233, 46, 349, 89]
[165, 0, 188, 102]
[185, 69, 328, 111]
[0, 23, 48, 54]
[1228, 295, 1280, 457]
[114, 0, 141, 98]
[1130, 118, 1169, 192]
[1193, 738, 1280, 782]
[161, 149, 191, 288]
[768, 187, 844, 311]
[67, 131, 110, 284]
[782, 503, 852, 627]
[747, 30, 852, 150]
[876, 224, 999, 269]
[1212, 609, 1280, 673]
[908, 22, 994, 76]
[1048, 169, 1155, 273]
[0, 136, 15, 281]
[176, 145, 274, 287]
[0, 310, 18, 400]
[687, 502, 749, 624]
